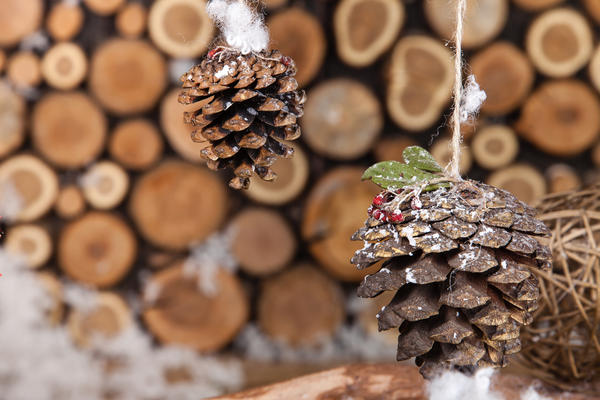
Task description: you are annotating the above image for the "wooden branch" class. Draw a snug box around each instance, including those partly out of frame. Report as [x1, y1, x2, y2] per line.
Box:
[36, 272, 63, 326]
[387, 35, 453, 131]
[143, 261, 249, 352]
[486, 164, 546, 205]
[430, 136, 472, 175]
[81, 161, 129, 210]
[471, 125, 519, 170]
[89, 38, 167, 115]
[46, 2, 84, 41]
[4, 223, 52, 269]
[512, 0, 565, 11]
[424, 0, 508, 49]
[302, 167, 381, 282]
[374, 136, 418, 162]
[545, 164, 581, 194]
[109, 118, 164, 170]
[54, 185, 86, 220]
[230, 208, 296, 276]
[7, 51, 42, 89]
[0, 0, 43, 47]
[268, 8, 326, 87]
[0, 83, 25, 159]
[245, 143, 309, 205]
[116, 3, 147, 39]
[82, 0, 125, 16]
[148, 0, 213, 58]
[58, 211, 137, 287]
[0, 154, 58, 222]
[258, 264, 345, 346]
[302, 79, 382, 160]
[526, 8, 593, 78]
[41, 43, 88, 90]
[470, 42, 534, 115]
[334, 0, 404, 67]
[515, 80, 600, 156]
[128, 161, 227, 250]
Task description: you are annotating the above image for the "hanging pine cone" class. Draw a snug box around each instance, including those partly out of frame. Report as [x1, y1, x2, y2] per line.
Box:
[350, 146, 552, 377]
[179, 48, 305, 189]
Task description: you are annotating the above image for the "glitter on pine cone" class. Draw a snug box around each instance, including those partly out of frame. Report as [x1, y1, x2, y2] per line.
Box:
[517, 187, 600, 390]
[351, 179, 552, 378]
[179, 48, 305, 190]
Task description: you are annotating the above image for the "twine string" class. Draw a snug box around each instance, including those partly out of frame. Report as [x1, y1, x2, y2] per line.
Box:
[449, 0, 467, 179]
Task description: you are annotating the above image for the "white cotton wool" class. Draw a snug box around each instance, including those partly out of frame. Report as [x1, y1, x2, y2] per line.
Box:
[206, 0, 269, 54]
[459, 74, 487, 123]
[427, 368, 503, 400]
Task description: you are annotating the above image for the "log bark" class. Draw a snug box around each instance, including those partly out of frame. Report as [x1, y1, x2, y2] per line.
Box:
[334, 0, 404, 67]
[470, 42, 534, 115]
[143, 261, 249, 352]
[471, 125, 519, 170]
[424, 0, 508, 49]
[32, 91, 107, 168]
[36, 272, 63, 325]
[58, 211, 137, 287]
[116, 3, 147, 39]
[526, 8, 593, 78]
[0, 154, 58, 222]
[148, 0, 213, 58]
[545, 164, 581, 194]
[244, 143, 309, 206]
[268, 8, 326, 87]
[89, 39, 167, 115]
[515, 80, 600, 156]
[129, 161, 227, 250]
[374, 136, 418, 162]
[302, 167, 381, 282]
[7, 51, 42, 89]
[387, 35, 453, 131]
[41, 43, 88, 90]
[80, 161, 129, 210]
[0, 83, 25, 159]
[257, 264, 345, 346]
[54, 184, 86, 220]
[82, 0, 125, 16]
[230, 208, 296, 276]
[0, 0, 43, 47]
[109, 118, 164, 170]
[486, 164, 546, 205]
[302, 79, 382, 160]
[583, 0, 600, 24]
[430, 136, 472, 175]
[513, 0, 565, 11]
[4, 223, 52, 269]
[46, 2, 84, 41]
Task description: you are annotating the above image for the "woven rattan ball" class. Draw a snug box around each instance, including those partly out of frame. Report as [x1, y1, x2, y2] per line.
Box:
[519, 187, 600, 390]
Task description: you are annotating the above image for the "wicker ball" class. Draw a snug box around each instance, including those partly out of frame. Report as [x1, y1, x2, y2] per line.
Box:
[519, 187, 600, 389]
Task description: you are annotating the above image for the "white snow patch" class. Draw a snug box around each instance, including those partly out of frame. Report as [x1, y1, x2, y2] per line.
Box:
[405, 268, 417, 283]
[214, 64, 233, 79]
[0, 178, 24, 222]
[19, 31, 49, 51]
[427, 368, 501, 400]
[520, 387, 551, 400]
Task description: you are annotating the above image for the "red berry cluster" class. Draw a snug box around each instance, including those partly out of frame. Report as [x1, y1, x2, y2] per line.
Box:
[367, 193, 404, 223]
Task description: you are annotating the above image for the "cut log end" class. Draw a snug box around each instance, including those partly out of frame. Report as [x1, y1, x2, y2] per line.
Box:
[41, 43, 88, 90]
[7, 51, 42, 89]
[81, 161, 129, 210]
[109, 119, 164, 170]
[0, 83, 25, 158]
[116, 3, 147, 38]
[374, 136, 418, 162]
[82, 0, 125, 16]
[430, 136, 472, 175]
[55, 185, 86, 220]
[36, 272, 64, 325]
[487, 164, 546, 205]
[0, 0, 44, 47]
[545, 164, 581, 194]
[46, 3, 84, 41]
[4, 224, 52, 269]
[472, 125, 519, 170]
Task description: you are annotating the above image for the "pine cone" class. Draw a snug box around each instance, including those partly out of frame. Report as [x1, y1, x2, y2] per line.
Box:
[179, 49, 305, 189]
[351, 180, 551, 377]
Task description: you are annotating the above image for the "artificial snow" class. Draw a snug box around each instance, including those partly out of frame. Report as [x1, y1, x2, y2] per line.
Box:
[459, 75, 486, 123]
[0, 178, 24, 222]
[427, 368, 502, 400]
[206, 0, 269, 54]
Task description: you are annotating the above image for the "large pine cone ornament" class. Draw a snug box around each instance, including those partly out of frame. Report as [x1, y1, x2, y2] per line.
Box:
[351, 147, 552, 377]
[179, 49, 305, 190]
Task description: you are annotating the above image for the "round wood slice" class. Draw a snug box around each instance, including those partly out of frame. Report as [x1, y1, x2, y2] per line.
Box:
[424, 0, 508, 49]
[59, 211, 137, 287]
[55, 184, 86, 220]
[82, 0, 125, 16]
[89, 39, 167, 115]
[430, 136, 472, 175]
[0, 0, 43, 47]
[387, 35, 454, 131]
[244, 143, 309, 205]
[32, 91, 107, 168]
[36, 272, 64, 325]
[486, 164, 546, 205]
[512, 0, 565, 11]
[4, 223, 52, 269]
[81, 161, 129, 210]
[109, 118, 164, 170]
[262, 0, 287, 9]
[470, 42, 534, 115]
[583, 0, 600, 24]
[588, 44, 600, 95]
[230, 208, 296, 276]
[0, 83, 25, 159]
[334, 0, 404, 67]
[374, 136, 418, 162]
[148, 0, 213, 58]
[129, 161, 227, 250]
[257, 264, 345, 346]
[268, 8, 326, 87]
[46, 2, 84, 41]
[41, 42, 87, 90]
[355, 290, 397, 345]
[7, 51, 42, 89]
[116, 3, 147, 39]
[302, 79, 382, 160]
[160, 88, 209, 163]
[68, 292, 132, 347]
[515, 80, 600, 156]
[0, 155, 58, 222]
[143, 262, 249, 352]
[301, 167, 382, 282]
[545, 164, 581, 194]
[526, 8, 593, 78]
[471, 125, 519, 170]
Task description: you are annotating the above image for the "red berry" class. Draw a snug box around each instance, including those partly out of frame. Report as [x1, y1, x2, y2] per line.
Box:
[372, 209, 383, 220]
[372, 194, 384, 206]
[388, 212, 404, 223]
[207, 48, 222, 58]
[281, 56, 292, 66]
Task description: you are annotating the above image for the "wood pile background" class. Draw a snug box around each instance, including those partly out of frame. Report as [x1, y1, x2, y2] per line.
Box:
[1, 0, 600, 389]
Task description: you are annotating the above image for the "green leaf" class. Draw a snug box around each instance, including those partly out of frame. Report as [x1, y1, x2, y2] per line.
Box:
[362, 161, 436, 190]
[402, 146, 443, 173]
